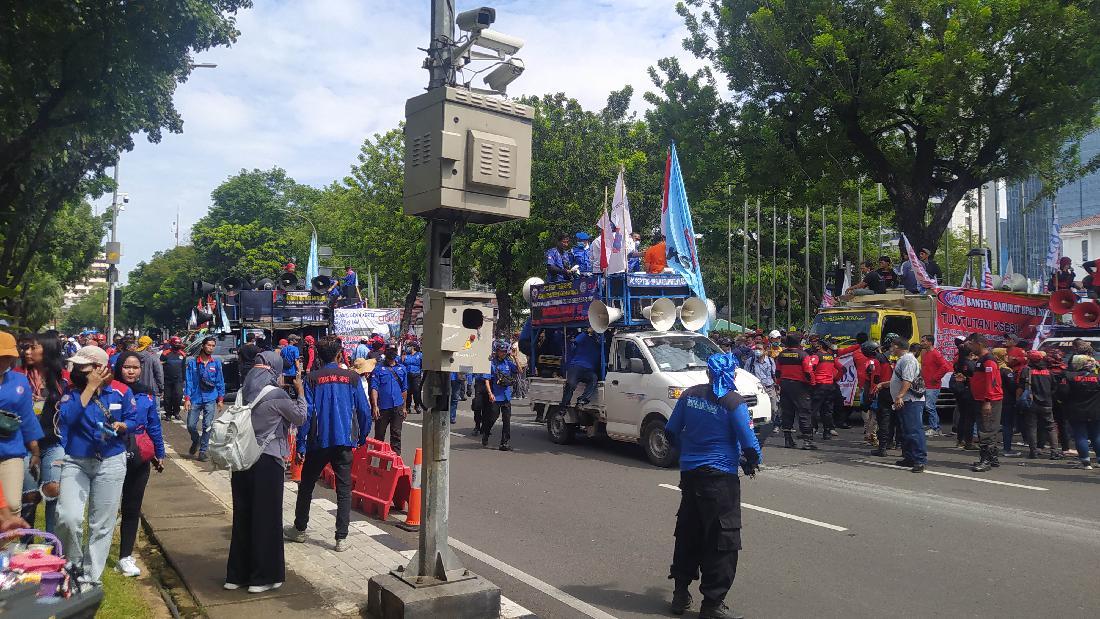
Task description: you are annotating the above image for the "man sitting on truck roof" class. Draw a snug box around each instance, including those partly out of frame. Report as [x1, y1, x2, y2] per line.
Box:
[876, 256, 898, 289]
[846, 260, 887, 296]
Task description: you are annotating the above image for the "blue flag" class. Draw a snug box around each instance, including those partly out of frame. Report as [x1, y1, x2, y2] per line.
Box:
[663, 143, 708, 331]
[305, 231, 319, 286]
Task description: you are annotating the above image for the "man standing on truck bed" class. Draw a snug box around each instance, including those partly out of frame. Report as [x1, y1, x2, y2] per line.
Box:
[545, 232, 576, 283]
[776, 333, 816, 450]
[664, 353, 761, 619]
[560, 328, 600, 409]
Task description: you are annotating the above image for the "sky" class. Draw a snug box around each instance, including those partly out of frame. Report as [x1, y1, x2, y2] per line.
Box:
[100, 0, 699, 282]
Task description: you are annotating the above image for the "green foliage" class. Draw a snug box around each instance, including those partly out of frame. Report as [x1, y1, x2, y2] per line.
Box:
[123, 246, 202, 329]
[60, 285, 108, 335]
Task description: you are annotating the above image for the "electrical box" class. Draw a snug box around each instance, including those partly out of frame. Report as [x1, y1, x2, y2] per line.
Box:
[420, 288, 497, 374]
[403, 86, 532, 224]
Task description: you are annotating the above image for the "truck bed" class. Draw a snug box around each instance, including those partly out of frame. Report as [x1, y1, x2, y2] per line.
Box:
[527, 376, 605, 410]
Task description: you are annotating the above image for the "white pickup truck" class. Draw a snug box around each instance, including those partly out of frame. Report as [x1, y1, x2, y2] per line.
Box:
[527, 330, 773, 467]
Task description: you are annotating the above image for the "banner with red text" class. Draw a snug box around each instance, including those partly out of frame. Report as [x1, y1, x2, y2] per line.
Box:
[934, 288, 1049, 364]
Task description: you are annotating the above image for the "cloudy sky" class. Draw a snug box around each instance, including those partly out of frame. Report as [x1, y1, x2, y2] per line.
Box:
[102, 0, 698, 281]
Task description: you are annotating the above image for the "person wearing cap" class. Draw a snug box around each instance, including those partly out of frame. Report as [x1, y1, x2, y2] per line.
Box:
[369, 345, 408, 454]
[289, 337, 371, 552]
[161, 336, 187, 421]
[55, 344, 133, 585]
[1057, 355, 1100, 469]
[301, 335, 318, 372]
[571, 232, 593, 276]
[184, 336, 226, 462]
[0, 331, 43, 522]
[482, 341, 519, 451]
[133, 335, 164, 407]
[664, 353, 761, 619]
[1017, 351, 1061, 460]
[1048, 257, 1080, 292]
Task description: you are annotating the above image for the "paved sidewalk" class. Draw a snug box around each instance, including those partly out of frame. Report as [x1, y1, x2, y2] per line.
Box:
[147, 417, 534, 618]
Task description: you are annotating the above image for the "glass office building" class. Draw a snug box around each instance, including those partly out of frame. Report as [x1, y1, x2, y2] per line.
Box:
[1055, 130, 1100, 225]
[1004, 177, 1054, 282]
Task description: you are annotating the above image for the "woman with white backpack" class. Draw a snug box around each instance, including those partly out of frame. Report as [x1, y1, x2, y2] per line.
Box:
[224, 351, 306, 593]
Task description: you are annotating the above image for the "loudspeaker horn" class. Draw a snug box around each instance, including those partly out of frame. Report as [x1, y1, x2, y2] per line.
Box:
[311, 275, 334, 295]
[255, 277, 275, 291]
[221, 277, 249, 292]
[194, 308, 214, 324]
[1048, 289, 1077, 315]
[679, 297, 709, 332]
[588, 300, 623, 334]
[1072, 300, 1100, 328]
[279, 272, 300, 290]
[522, 277, 544, 303]
[192, 281, 216, 297]
[643, 297, 677, 332]
[1000, 273, 1027, 292]
[706, 298, 718, 323]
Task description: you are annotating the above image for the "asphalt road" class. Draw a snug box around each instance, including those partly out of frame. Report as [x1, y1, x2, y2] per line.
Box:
[375, 400, 1099, 618]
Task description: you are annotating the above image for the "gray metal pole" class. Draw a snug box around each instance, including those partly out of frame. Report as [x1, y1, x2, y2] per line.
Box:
[857, 182, 863, 266]
[727, 211, 732, 324]
[786, 214, 792, 329]
[742, 199, 748, 325]
[804, 207, 810, 328]
[993, 180, 1001, 272]
[107, 163, 119, 339]
[755, 199, 761, 328]
[822, 204, 827, 300]
[771, 206, 776, 330]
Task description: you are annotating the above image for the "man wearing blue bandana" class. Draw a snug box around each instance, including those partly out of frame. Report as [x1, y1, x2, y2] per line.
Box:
[664, 353, 761, 619]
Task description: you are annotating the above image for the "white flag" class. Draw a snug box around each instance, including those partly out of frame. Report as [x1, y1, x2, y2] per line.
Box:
[980, 254, 994, 290]
[901, 233, 937, 289]
[1045, 204, 1062, 272]
[595, 168, 633, 274]
[1003, 258, 1015, 279]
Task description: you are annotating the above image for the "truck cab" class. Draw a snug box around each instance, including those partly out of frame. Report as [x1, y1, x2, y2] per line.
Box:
[810, 292, 935, 346]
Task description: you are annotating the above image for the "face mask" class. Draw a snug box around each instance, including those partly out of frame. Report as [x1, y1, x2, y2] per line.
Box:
[754, 350, 764, 358]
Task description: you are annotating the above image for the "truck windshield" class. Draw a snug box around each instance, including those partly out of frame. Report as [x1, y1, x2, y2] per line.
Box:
[644, 335, 721, 372]
[810, 311, 877, 341]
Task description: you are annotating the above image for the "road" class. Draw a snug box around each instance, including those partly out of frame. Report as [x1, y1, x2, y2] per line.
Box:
[376, 399, 1098, 618]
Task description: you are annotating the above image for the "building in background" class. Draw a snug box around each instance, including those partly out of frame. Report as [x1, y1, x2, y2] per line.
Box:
[1061, 214, 1100, 271]
[1004, 177, 1055, 283]
[1055, 130, 1100, 226]
[62, 253, 109, 309]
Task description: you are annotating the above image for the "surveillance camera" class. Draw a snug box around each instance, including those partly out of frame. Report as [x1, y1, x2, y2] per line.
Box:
[473, 29, 524, 57]
[122, 196, 130, 204]
[483, 58, 525, 94]
[457, 7, 495, 33]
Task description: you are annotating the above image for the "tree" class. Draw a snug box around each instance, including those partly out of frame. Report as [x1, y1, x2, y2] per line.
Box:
[60, 285, 108, 335]
[123, 246, 202, 329]
[679, 0, 1100, 253]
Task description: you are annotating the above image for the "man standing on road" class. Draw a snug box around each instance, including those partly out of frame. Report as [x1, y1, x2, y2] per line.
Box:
[890, 341, 928, 473]
[482, 341, 519, 451]
[370, 346, 407, 454]
[808, 339, 839, 441]
[237, 333, 261, 380]
[559, 328, 600, 409]
[665, 353, 761, 619]
[744, 344, 777, 407]
[969, 336, 1004, 472]
[288, 337, 371, 552]
[161, 337, 187, 421]
[775, 333, 816, 449]
[281, 334, 301, 387]
[920, 335, 951, 436]
[184, 337, 225, 461]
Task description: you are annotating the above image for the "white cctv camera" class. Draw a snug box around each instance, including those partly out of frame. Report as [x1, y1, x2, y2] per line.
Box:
[457, 7, 495, 33]
[474, 29, 524, 57]
[483, 58, 525, 94]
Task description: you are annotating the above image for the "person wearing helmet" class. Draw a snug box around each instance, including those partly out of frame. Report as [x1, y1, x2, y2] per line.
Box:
[1017, 351, 1061, 460]
[482, 340, 519, 451]
[869, 335, 900, 455]
[571, 232, 593, 276]
[160, 337, 187, 420]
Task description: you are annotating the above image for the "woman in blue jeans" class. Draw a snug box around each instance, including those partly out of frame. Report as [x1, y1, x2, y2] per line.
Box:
[56, 345, 135, 585]
[17, 333, 68, 532]
[1059, 355, 1100, 470]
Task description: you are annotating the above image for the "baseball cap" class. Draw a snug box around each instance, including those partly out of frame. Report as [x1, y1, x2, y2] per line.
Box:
[575, 231, 591, 241]
[768, 330, 781, 339]
[0, 332, 17, 357]
[70, 345, 109, 366]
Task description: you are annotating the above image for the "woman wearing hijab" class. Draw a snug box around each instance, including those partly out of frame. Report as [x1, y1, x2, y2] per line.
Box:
[112, 351, 166, 578]
[225, 351, 307, 593]
[16, 333, 67, 531]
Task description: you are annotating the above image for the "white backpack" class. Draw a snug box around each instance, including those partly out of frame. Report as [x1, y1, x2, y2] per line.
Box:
[208, 385, 278, 472]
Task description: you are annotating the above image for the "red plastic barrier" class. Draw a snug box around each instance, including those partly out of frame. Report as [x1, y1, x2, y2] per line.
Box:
[351, 449, 411, 520]
[320, 463, 335, 488]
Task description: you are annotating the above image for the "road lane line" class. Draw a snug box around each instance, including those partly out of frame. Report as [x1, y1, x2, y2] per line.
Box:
[854, 460, 1049, 491]
[657, 483, 849, 532]
[403, 420, 464, 438]
[448, 537, 619, 619]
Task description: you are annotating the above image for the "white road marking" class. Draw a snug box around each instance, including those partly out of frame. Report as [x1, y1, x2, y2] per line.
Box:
[658, 483, 849, 532]
[403, 420, 464, 438]
[448, 537, 619, 619]
[854, 460, 1049, 491]
[500, 595, 535, 618]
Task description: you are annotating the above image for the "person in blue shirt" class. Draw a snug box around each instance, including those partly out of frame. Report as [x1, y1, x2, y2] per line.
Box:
[0, 331, 42, 525]
[370, 346, 408, 453]
[401, 343, 424, 416]
[545, 232, 576, 283]
[288, 337, 371, 552]
[559, 328, 601, 409]
[664, 353, 761, 619]
[449, 372, 463, 425]
[55, 345, 135, 585]
[342, 266, 360, 301]
[113, 351, 166, 578]
[481, 341, 519, 451]
[352, 338, 371, 361]
[184, 336, 225, 462]
[281, 334, 302, 385]
[571, 231, 593, 275]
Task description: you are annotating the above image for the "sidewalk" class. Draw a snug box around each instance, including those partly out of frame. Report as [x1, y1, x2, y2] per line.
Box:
[145, 418, 534, 618]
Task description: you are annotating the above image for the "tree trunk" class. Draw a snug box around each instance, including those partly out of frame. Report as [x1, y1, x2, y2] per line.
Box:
[400, 274, 421, 337]
[494, 240, 515, 337]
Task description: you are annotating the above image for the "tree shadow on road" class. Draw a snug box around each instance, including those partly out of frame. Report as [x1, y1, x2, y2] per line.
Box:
[558, 582, 671, 617]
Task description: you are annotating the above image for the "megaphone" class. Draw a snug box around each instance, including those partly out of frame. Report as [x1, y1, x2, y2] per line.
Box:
[1072, 300, 1100, 328]
[990, 274, 1003, 290]
[194, 308, 215, 324]
[221, 277, 249, 293]
[678, 297, 709, 332]
[1000, 273, 1027, 292]
[192, 281, 216, 297]
[522, 277, 544, 303]
[279, 272, 300, 290]
[706, 298, 718, 323]
[588, 300, 623, 333]
[311, 275, 334, 295]
[255, 277, 275, 291]
[1048, 289, 1077, 315]
[642, 297, 677, 332]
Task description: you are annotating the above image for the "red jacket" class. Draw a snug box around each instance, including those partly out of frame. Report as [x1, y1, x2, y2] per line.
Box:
[808, 352, 839, 385]
[868, 354, 893, 385]
[838, 344, 871, 387]
[776, 348, 815, 385]
[921, 348, 952, 387]
[969, 355, 1004, 402]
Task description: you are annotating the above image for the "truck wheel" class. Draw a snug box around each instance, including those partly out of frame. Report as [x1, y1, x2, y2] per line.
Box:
[547, 406, 575, 445]
[642, 419, 678, 468]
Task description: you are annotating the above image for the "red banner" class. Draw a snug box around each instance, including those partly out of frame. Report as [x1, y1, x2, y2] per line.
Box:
[934, 288, 1049, 364]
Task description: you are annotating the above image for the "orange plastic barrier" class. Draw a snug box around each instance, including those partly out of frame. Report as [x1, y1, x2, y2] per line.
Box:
[351, 449, 411, 520]
[287, 434, 302, 482]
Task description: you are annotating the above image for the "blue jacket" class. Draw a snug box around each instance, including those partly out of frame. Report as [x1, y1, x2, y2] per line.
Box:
[185, 356, 225, 404]
[300, 363, 371, 453]
[488, 358, 519, 402]
[0, 370, 44, 459]
[401, 352, 423, 376]
[133, 391, 167, 459]
[370, 363, 408, 410]
[545, 247, 574, 283]
[343, 271, 358, 288]
[665, 384, 762, 474]
[571, 245, 592, 274]
[567, 332, 600, 371]
[57, 383, 135, 459]
[281, 346, 301, 377]
[352, 343, 371, 361]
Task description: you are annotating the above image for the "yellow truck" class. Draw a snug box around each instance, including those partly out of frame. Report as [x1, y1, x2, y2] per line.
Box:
[808, 292, 937, 346]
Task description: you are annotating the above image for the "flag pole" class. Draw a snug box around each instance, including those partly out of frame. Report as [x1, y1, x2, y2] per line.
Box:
[804, 207, 810, 328]
[771, 203, 777, 330]
[857, 179, 863, 266]
[742, 199, 748, 327]
[822, 204, 827, 303]
[755, 198, 762, 329]
[786, 212, 792, 329]
[727, 185, 733, 325]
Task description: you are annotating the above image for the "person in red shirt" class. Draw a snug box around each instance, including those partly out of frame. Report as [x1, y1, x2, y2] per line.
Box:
[919, 335, 952, 436]
[775, 333, 816, 450]
[969, 336, 1004, 472]
[869, 337, 898, 456]
[1001, 334, 1028, 374]
[808, 340, 840, 441]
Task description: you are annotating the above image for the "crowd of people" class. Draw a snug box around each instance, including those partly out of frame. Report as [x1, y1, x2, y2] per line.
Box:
[544, 229, 674, 282]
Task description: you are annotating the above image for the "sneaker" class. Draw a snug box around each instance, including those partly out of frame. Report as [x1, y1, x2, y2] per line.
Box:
[189, 441, 198, 456]
[971, 461, 993, 472]
[911, 464, 926, 473]
[196, 452, 208, 462]
[223, 582, 241, 590]
[829, 429, 839, 437]
[670, 589, 693, 615]
[800, 440, 818, 451]
[499, 444, 513, 452]
[283, 526, 306, 543]
[247, 582, 283, 594]
[699, 602, 744, 619]
[1002, 450, 1022, 458]
[335, 539, 350, 552]
[894, 459, 916, 467]
[1075, 461, 1094, 470]
[481, 435, 489, 448]
[871, 449, 887, 457]
[116, 556, 140, 577]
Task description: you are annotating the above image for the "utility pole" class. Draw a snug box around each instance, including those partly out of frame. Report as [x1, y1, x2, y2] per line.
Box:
[741, 199, 748, 326]
[771, 205, 776, 330]
[755, 198, 761, 328]
[804, 207, 810, 328]
[786, 213, 792, 329]
[857, 180, 863, 266]
[107, 163, 120, 339]
[727, 185, 732, 324]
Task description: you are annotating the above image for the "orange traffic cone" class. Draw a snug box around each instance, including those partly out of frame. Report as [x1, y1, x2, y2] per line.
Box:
[398, 448, 422, 531]
[288, 433, 302, 482]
